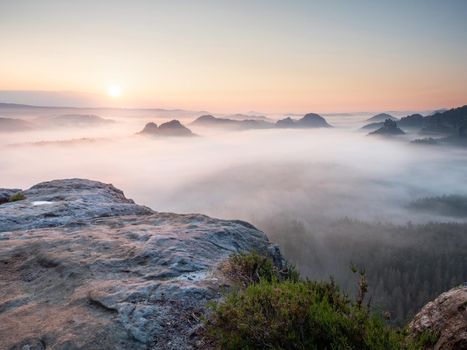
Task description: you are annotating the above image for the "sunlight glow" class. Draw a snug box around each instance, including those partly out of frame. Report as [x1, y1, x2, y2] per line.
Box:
[107, 84, 122, 98]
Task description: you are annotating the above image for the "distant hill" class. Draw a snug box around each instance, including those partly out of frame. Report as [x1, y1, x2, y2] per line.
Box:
[276, 117, 295, 128]
[139, 120, 194, 137]
[362, 113, 425, 131]
[366, 113, 398, 122]
[192, 113, 332, 130]
[421, 105, 467, 135]
[225, 113, 271, 122]
[369, 119, 405, 136]
[360, 121, 384, 130]
[191, 115, 273, 130]
[362, 106, 467, 140]
[35, 114, 115, 127]
[0, 117, 34, 132]
[398, 114, 425, 129]
[0, 102, 209, 120]
[276, 113, 332, 128]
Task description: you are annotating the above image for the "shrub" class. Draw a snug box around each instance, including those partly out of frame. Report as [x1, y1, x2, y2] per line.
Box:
[221, 251, 299, 287]
[8, 192, 26, 202]
[206, 252, 423, 350]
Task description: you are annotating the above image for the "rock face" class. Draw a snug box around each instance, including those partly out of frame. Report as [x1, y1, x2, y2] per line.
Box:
[139, 120, 194, 137]
[408, 285, 466, 350]
[369, 119, 405, 136]
[0, 179, 281, 350]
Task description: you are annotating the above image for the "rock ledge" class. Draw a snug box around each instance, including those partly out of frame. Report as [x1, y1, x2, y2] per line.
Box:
[0, 179, 282, 350]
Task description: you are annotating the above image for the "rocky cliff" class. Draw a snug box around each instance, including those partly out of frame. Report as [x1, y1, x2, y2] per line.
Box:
[0, 179, 282, 350]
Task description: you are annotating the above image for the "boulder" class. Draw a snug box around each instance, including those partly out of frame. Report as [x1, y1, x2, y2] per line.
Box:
[408, 285, 467, 350]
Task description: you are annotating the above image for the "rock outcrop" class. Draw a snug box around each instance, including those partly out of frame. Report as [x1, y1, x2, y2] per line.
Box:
[139, 120, 194, 137]
[0, 179, 282, 349]
[369, 119, 405, 136]
[408, 285, 466, 350]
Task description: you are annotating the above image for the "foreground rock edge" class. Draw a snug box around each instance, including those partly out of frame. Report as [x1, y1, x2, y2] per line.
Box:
[0, 178, 283, 350]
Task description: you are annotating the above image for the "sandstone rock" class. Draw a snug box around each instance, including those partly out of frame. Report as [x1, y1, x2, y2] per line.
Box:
[0, 179, 282, 350]
[408, 285, 467, 350]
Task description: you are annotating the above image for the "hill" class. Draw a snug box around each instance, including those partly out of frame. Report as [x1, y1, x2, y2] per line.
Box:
[36, 114, 115, 127]
[369, 119, 405, 136]
[276, 113, 332, 128]
[366, 113, 398, 122]
[139, 119, 194, 137]
[0, 117, 34, 132]
[191, 115, 273, 130]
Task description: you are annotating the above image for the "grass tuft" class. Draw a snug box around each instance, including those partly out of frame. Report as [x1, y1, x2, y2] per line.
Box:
[8, 192, 26, 202]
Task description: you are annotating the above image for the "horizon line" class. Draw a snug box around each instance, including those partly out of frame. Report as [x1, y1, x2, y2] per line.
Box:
[0, 101, 454, 117]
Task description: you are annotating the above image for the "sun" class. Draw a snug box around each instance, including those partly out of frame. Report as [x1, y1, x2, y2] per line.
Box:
[107, 84, 122, 98]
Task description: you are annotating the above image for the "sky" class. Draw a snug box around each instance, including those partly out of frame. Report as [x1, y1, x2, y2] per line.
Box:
[0, 0, 466, 113]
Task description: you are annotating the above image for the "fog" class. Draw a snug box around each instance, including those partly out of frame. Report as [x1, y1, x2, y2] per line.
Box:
[2, 117, 466, 225]
[2, 113, 466, 322]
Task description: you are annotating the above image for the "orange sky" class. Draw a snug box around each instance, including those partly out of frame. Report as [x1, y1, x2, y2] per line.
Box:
[0, 1, 466, 113]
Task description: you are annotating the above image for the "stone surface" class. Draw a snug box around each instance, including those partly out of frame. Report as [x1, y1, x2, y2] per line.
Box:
[0, 179, 281, 350]
[408, 285, 467, 350]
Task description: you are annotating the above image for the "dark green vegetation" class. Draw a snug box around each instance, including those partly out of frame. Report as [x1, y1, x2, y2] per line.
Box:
[409, 195, 467, 218]
[206, 253, 435, 350]
[8, 192, 25, 202]
[260, 219, 467, 325]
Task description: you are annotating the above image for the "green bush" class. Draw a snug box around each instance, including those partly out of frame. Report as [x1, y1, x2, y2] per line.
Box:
[8, 192, 26, 202]
[206, 252, 424, 350]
